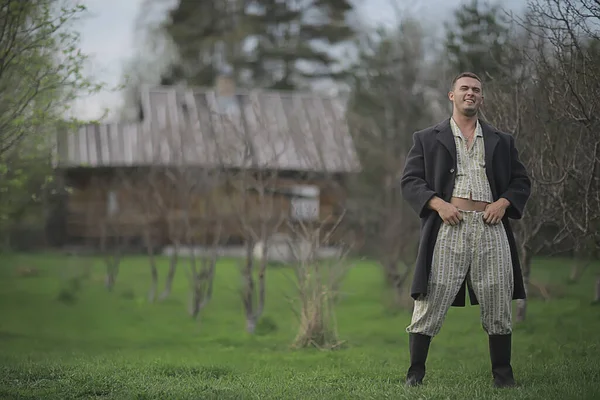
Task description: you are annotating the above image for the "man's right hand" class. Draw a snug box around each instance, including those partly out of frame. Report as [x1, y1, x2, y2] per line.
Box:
[428, 196, 463, 225]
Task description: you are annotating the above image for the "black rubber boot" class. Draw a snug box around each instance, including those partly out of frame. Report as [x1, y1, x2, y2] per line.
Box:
[405, 333, 432, 387]
[489, 334, 516, 388]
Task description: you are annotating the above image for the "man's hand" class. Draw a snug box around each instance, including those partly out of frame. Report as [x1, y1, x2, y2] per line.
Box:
[483, 198, 511, 225]
[428, 197, 462, 225]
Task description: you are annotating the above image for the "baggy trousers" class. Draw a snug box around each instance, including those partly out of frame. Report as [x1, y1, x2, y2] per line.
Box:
[407, 210, 514, 337]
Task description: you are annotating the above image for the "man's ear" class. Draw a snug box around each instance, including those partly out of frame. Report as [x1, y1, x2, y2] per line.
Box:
[448, 91, 454, 102]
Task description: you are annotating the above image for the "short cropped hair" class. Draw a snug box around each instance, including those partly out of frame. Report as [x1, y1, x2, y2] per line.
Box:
[451, 72, 482, 90]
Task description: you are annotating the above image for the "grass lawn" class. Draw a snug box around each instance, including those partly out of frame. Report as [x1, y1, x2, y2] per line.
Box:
[0, 252, 599, 399]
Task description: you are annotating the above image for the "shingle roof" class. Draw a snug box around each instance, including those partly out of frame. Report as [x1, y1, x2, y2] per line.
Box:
[55, 86, 361, 173]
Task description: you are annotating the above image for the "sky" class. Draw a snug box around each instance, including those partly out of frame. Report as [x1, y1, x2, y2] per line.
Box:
[73, 0, 528, 121]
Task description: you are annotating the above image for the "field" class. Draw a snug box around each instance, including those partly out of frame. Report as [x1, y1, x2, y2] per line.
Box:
[0, 253, 599, 399]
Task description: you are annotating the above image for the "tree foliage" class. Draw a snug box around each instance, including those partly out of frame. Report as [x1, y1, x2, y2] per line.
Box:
[0, 0, 102, 244]
[156, 0, 358, 89]
[0, 0, 100, 155]
[444, 0, 512, 80]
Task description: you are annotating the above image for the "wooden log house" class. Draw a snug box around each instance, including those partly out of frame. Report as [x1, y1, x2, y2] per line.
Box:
[52, 78, 362, 249]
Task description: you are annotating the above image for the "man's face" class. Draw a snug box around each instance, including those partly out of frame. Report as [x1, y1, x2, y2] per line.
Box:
[448, 77, 483, 117]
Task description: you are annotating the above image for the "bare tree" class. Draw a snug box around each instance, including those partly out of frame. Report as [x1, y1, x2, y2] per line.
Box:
[94, 175, 130, 292]
[522, 0, 600, 304]
[187, 172, 225, 319]
[346, 19, 436, 308]
[162, 163, 225, 318]
[118, 167, 163, 302]
[217, 100, 290, 334]
[479, 0, 600, 317]
[138, 135, 222, 305]
[568, 235, 599, 283]
[287, 209, 354, 349]
[476, 17, 571, 320]
[188, 212, 223, 319]
[158, 177, 179, 301]
[232, 167, 288, 333]
[208, 86, 356, 333]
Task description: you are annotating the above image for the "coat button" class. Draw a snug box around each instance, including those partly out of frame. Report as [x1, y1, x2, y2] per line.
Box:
[450, 168, 455, 173]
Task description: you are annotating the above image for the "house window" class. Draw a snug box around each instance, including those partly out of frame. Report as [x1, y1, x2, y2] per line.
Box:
[290, 185, 320, 221]
[107, 190, 119, 216]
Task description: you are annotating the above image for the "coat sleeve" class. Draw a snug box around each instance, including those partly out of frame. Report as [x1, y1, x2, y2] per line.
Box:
[401, 132, 438, 219]
[500, 135, 531, 219]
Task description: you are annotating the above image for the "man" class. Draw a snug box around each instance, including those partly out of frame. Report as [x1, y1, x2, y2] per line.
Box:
[400, 72, 531, 388]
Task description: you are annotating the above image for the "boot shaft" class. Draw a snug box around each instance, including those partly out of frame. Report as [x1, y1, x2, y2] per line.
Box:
[489, 334, 516, 388]
[406, 333, 432, 386]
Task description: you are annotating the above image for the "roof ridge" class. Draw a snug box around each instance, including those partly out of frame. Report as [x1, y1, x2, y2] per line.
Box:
[141, 84, 341, 99]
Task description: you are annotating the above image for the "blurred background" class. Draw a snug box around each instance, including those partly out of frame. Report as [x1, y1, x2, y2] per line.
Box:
[0, 0, 598, 398]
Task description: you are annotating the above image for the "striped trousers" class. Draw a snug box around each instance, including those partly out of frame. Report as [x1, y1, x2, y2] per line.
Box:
[407, 210, 514, 337]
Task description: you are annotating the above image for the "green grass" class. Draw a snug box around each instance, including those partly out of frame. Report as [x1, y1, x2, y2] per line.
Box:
[0, 252, 599, 399]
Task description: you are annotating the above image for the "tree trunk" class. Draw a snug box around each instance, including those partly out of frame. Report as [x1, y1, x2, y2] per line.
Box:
[160, 243, 179, 300]
[569, 244, 591, 283]
[246, 316, 257, 334]
[385, 262, 402, 305]
[190, 225, 221, 319]
[199, 230, 220, 310]
[188, 244, 199, 317]
[516, 245, 532, 322]
[148, 259, 158, 302]
[104, 255, 120, 291]
[145, 231, 158, 303]
[256, 236, 268, 322]
[381, 257, 410, 308]
[189, 259, 218, 319]
[569, 259, 590, 283]
[199, 258, 216, 310]
[104, 265, 117, 291]
[189, 278, 201, 318]
[100, 224, 120, 291]
[594, 274, 600, 304]
[243, 239, 256, 333]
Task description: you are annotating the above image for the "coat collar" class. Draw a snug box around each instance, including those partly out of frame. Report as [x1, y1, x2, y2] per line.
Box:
[434, 117, 499, 166]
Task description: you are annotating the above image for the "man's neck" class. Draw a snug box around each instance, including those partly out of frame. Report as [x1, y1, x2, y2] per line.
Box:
[451, 113, 478, 134]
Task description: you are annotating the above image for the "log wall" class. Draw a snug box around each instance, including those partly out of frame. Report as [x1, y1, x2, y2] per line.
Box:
[62, 168, 350, 247]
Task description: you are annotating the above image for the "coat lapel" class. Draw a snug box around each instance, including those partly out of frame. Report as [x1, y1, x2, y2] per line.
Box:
[481, 119, 499, 197]
[435, 118, 456, 162]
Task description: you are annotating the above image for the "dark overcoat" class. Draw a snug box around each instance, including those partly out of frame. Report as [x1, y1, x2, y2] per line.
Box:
[400, 118, 531, 307]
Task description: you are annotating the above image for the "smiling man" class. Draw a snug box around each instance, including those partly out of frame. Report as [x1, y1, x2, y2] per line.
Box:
[400, 72, 531, 388]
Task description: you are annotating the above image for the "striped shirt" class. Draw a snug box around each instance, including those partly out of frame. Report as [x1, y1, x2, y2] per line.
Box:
[450, 118, 494, 203]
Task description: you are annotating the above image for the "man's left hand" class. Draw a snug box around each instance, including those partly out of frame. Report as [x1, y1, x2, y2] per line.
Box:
[483, 198, 511, 225]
